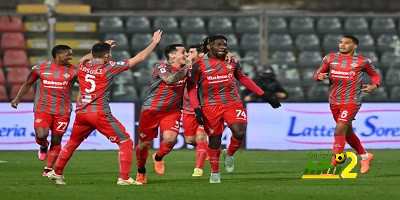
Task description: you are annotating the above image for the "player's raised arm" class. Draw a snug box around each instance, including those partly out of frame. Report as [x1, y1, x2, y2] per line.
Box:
[128, 30, 162, 68]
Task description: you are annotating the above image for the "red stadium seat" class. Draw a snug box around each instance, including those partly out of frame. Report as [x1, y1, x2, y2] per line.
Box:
[0, 85, 8, 101]
[0, 16, 24, 32]
[1, 32, 26, 49]
[10, 85, 35, 102]
[3, 50, 29, 68]
[0, 69, 5, 84]
[6, 68, 30, 85]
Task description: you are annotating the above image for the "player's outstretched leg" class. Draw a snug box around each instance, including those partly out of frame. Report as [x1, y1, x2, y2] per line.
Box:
[36, 138, 49, 161]
[360, 153, 374, 174]
[192, 141, 208, 177]
[135, 143, 149, 184]
[43, 144, 61, 176]
[207, 147, 221, 183]
[47, 170, 66, 185]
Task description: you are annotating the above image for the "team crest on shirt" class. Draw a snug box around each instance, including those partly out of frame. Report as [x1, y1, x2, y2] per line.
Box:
[35, 119, 42, 123]
[108, 136, 116, 141]
[350, 62, 358, 69]
[63, 73, 70, 79]
[139, 133, 147, 138]
[227, 64, 232, 70]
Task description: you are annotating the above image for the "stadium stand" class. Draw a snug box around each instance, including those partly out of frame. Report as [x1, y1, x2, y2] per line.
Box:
[297, 51, 322, 68]
[6, 68, 30, 85]
[10, 85, 35, 101]
[235, 16, 259, 34]
[103, 33, 129, 51]
[98, 17, 124, 33]
[0, 16, 23, 32]
[130, 33, 153, 51]
[267, 17, 288, 33]
[3, 50, 29, 68]
[269, 51, 297, 68]
[208, 17, 234, 34]
[0, 85, 8, 101]
[322, 34, 342, 52]
[1, 32, 26, 50]
[268, 34, 293, 51]
[0, 69, 5, 85]
[316, 17, 342, 35]
[126, 16, 152, 33]
[389, 86, 400, 101]
[240, 33, 260, 51]
[282, 86, 306, 102]
[153, 16, 179, 33]
[289, 17, 315, 35]
[306, 85, 329, 102]
[371, 17, 397, 36]
[185, 33, 208, 46]
[376, 34, 400, 53]
[363, 87, 389, 102]
[23, 21, 48, 32]
[55, 22, 96, 32]
[354, 34, 375, 51]
[180, 17, 207, 34]
[343, 17, 370, 34]
[295, 34, 321, 51]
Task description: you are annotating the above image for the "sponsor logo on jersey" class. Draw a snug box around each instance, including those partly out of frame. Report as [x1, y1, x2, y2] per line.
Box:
[35, 119, 42, 123]
[351, 62, 358, 69]
[227, 64, 232, 70]
[108, 136, 116, 141]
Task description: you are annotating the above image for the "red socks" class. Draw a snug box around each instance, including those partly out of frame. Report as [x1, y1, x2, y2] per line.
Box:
[135, 145, 149, 170]
[35, 137, 48, 148]
[195, 141, 208, 169]
[156, 140, 175, 159]
[46, 145, 61, 168]
[227, 136, 243, 156]
[331, 135, 346, 165]
[207, 147, 220, 173]
[55, 140, 81, 175]
[118, 140, 133, 180]
[346, 133, 366, 155]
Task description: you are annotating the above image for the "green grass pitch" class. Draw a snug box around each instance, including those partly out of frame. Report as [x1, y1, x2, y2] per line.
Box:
[0, 149, 399, 199]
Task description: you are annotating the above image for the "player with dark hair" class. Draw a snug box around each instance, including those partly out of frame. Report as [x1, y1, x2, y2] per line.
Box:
[187, 35, 281, 183]
[135, 43, 194, 184]
[314, 35, 380, 174]
[11, 45, 76, 177]
[47, 30, 162, 185]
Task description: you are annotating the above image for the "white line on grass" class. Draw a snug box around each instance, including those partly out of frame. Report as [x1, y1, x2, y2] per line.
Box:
[0, 160, 8, 163]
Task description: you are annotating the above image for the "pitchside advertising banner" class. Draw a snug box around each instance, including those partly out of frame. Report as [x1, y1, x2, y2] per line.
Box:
[1, 102, 399, 150]
[0, 103, 135, 150]
[246, 103, 400, 150]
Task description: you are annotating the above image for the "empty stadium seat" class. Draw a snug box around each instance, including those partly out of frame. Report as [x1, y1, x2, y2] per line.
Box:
[139, 85, 150, 101]
[289, 17, 315, 35]
[316, 17, 342, 35]
[269, 51, 296, 68]
[224, 34, 239, 50]
[55, 22, 96, 32]
[298, 51, 322, 68]
[343, 17, 370, 34]
[376, 34, 400, 52]
[362, 68, 382, 84]
[6, 68, 30, 85]
[389, 86, 400, 101]
[133, 52, 159, 71]
[126, 16, 152, 33]
[134, 68, 152, 86]
[306, 85, 329, 102]
[114, 70, 135, 85]
[98, 17, 124, 33]
[295, 34, 320, 51]
[111, 50, 131, 61]
[268, 34, 293, 51]
[130, 33, 153, 51]
[380, 51, 400, 68]
[104, 33, 129, 51]
[24, 22, 48, 32]
[0, 69, 5, 84]
[282, 86, 305, 102]
[3, 50, 29, 68]
[0, 16, 23, 32]
[235, 17, 259, 34]
[242, 51, 260, 62]
[153, 17, 179, 33]
[208, 17, 234, 34]
[0, 85, 8, 101]
[159, 33, 183, 50]
[277, 68, 301, 86]
[180, 17, 206, 34]
[322, 34, 342, 52]
[385, 68, 400, 86]
[363, 87, 389, 102]
[371, 17, 397, 35]
[185, 34, 208, 46]
[112, 85, 139, 102]
[357, 51, 379, 66]
[240, 34, 260, 51]
[1, 32, 26, 49]
[10, 85, 35, 102]
[301, 68, 319, 86]
[354, 34, 375, 51]
[267, 17, 288, 33]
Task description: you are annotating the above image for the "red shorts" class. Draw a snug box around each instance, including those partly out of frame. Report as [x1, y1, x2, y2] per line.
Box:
[138, 109, 181, 141]
[182, 113, 205, 137]
[330, 104, 361, 125]
[34, 111, 70, 135]
[69, 112, 130, 143]
[202, 102, 247, 136]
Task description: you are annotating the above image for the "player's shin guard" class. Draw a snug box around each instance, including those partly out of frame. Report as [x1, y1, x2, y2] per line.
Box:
[46, 145, 61, 168]
[54, 140, 81, 175]
[207, 147, 220, 173]
[35, 137, 48, 148]
[135, 145, 149, 171]
[195, 141, 208, 169]
[346, 133, 367, 155]
[118, 139, 133, 180]
[227, 136, 243, 156]
[156, 140, 175, 159]
[331, 135, 346, 166]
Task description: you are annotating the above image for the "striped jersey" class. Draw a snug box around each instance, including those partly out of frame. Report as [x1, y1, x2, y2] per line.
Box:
[189, 54, 243, 106]
[76, 59, 130, 113]
[314, 52, 381, 105]
[182, 88, 194, 114]
[27, 61, 77, 116]
[142, 62, 187, 112]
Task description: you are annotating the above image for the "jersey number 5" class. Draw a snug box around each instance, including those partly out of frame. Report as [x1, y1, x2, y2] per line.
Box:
[85, 74, 96, 93]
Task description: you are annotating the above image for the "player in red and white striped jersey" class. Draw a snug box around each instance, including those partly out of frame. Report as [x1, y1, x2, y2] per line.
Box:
[47, 31, 162, 185]
[314, 35, 381, 174]
[11, 45, 76, 176]
[187, 35, 281, 183]
[135, 44, 194, 184]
